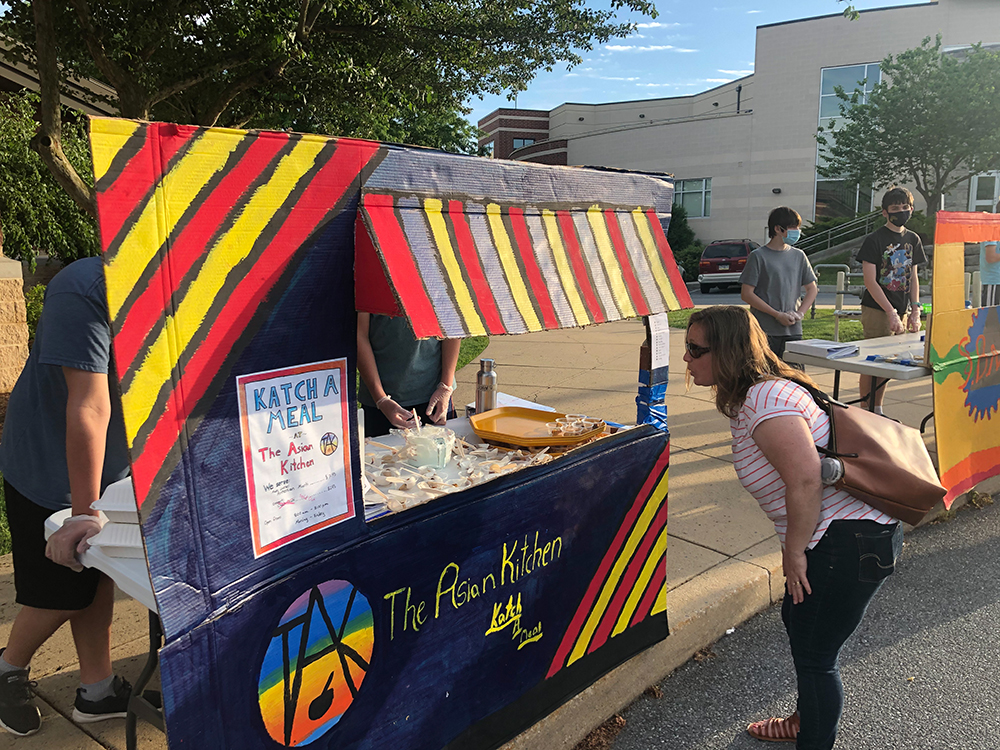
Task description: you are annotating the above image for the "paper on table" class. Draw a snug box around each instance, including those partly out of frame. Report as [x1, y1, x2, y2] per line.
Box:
[785, 339, 859, 359]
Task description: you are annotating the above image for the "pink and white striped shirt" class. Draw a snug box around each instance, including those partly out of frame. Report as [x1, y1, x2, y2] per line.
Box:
[730, 379, 895, 549]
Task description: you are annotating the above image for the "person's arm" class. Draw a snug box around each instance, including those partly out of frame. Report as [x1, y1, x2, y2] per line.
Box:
[862, 262, 904, 334]
[426, 339, 462, 424]
[906, 265, 922, 332]
[985, 242, 1000, 264]
[356, 313, 415, 429]
[741, 285, 797, 328]
[797, 281, 819, 320]
[752, 414, 823, 604]
[45, 368, 110, 570]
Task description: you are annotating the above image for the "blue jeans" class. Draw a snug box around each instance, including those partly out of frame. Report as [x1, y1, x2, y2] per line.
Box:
[781, 519, 903, 749]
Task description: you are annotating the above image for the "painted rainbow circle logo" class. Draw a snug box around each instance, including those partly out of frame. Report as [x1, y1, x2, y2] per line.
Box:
[257, 580, 374, 746]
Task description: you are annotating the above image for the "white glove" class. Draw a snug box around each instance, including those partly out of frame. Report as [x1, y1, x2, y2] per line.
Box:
[425, 382, 455, 425]
[45, 514, 104, 572]
[376, 396, 418, 429]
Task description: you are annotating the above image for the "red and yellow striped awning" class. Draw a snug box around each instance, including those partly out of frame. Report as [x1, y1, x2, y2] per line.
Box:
[357, 189, 692, 339]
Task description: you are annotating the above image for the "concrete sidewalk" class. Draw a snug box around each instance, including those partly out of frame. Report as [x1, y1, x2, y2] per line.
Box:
[0, 318, 941, 749]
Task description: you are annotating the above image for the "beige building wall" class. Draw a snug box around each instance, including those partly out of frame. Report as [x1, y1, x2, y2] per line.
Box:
[521, 0, 1000, 244]
[0, 257, 28, 393]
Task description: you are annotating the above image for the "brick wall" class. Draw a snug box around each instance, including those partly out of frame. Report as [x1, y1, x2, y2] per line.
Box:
[0, 257, 28, 393]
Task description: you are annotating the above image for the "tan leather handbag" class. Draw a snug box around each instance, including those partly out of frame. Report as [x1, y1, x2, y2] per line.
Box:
[800, 382, 947, 526]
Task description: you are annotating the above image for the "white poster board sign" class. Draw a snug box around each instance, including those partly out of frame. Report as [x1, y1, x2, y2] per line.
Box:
[236, 358, 354, 557]
[648, 312, 671, 372]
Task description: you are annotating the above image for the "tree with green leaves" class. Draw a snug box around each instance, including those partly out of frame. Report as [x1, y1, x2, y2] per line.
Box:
[667, 203, 695, 253]
[0, 91, 99, 267]
[1, 0, 656, 219]
[817, 36, 1000, 218]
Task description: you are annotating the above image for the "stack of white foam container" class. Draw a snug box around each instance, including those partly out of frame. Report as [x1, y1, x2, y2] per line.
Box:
[87, 478, 144, 558]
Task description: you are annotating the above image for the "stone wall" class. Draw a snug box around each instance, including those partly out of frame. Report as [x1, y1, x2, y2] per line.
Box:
[0, 256, 28, 393]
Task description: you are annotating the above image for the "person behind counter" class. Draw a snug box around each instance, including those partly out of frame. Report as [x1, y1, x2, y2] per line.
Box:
[357, 312, 461, 437]
[683, 306, 902, 749]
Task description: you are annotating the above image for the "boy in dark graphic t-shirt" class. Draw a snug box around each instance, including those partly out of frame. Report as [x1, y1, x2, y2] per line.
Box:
[855, 186, 926, 414]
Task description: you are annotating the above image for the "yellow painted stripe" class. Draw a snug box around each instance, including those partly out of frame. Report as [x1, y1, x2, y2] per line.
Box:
[424, 199, 486, 336]
[542, 210, 590, 326]
[611, 527, 667, 637]
[587, 206, 636, 318]
[89, 118, 142, 183]
[486, 204, 542, 332]
[631, 209, 681, 310]
[104, 129, 245, 320]
[567, 474, 668, 666]
[650, 583, 667, 616]
[121, 138, 327, 443]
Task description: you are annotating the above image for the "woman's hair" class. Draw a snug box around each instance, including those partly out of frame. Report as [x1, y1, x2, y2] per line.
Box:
[767, 206, 801, 238]
[687, 306, 818, 417]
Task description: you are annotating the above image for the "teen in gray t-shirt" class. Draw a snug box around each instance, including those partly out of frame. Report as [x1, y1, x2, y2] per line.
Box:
[740, 207, 818, 360]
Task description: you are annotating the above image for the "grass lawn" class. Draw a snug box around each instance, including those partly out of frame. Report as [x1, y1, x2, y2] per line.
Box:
[0, 477, 8, 555]
[668, 308, 864, 342]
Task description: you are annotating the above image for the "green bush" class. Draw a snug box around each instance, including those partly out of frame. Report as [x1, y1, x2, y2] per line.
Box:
[668, 204, 696, 252]
[25, 283, 45, 348]
[674, 243, 704, 281]
[0, 475, 9, 556]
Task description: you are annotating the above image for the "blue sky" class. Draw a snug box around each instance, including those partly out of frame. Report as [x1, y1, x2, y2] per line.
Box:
[468, 0, 923, 125]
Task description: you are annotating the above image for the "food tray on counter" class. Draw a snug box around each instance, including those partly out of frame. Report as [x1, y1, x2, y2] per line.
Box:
[469, 407, 604, 447]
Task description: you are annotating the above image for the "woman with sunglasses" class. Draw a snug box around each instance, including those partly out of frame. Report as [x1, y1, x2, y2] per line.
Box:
[683, 306, 901, 749]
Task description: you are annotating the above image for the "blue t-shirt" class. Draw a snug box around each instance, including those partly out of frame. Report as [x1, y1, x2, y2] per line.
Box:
[0, 258, 130, 510]
[981, 242, 1000, 285]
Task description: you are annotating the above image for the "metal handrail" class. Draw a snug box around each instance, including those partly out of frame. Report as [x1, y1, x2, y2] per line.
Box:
[799, 209, 883, 254]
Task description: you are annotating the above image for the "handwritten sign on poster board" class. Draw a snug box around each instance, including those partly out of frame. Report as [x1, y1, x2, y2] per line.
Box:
[237, 359, 354, 556]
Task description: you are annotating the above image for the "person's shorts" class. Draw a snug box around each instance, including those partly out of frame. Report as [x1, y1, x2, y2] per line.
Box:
[861, 306, 896, 339]
[4, 480, 103, 610]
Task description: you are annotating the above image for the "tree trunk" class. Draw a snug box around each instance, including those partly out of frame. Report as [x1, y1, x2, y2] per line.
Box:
[31, 0, 97, 219]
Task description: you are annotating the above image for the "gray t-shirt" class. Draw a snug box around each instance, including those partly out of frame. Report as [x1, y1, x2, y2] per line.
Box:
[740, 246, 817, 336]
[357, 315, 442, 408]
[0, 257, 130, 510]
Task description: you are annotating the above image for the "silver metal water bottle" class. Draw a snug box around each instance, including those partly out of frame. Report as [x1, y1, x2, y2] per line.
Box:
[475, 358, 498, 414]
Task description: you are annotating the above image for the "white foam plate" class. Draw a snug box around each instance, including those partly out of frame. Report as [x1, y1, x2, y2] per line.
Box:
[88, 522, 144, 559]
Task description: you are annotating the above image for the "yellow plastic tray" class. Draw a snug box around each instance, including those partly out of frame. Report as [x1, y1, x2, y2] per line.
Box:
[469, 407, 604, 447]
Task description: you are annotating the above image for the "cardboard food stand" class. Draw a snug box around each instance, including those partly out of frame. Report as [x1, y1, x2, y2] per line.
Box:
[927, 211, 1000, 503]
[88, 118, 692, 749]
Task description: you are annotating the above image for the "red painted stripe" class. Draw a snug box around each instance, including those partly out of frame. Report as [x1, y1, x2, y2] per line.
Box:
[508, 207, 559, 329]
[645, 210, 693, 308]
[546, 445, 670, 678]
[97, 123, 201, 249]
[631, 557, 666, 628]
[115, 132, 292, 371]
[130, 140, 381, 505]
[555, 211, 605, 324]
[587, 493, 667, 653]
[604, 210, 650, 317]
[448, 201, 505, 335]
[363, 194, 443, 339]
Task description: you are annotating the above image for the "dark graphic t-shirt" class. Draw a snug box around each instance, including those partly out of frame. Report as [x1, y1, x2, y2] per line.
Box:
[856, 225, 926, 315]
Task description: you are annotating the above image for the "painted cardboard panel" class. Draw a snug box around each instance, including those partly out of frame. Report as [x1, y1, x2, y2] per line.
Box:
[87, 118, 680, 748]
[930, 212, 1000, 502]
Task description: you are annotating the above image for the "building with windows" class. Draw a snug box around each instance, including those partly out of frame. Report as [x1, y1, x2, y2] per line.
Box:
[477, 0, 1000, 244]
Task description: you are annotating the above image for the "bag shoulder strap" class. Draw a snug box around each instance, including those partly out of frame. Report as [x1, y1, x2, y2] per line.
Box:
[784, 378, 858, 460]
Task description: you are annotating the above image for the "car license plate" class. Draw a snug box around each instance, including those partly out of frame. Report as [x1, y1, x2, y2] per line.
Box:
[718, 264, 729, 270]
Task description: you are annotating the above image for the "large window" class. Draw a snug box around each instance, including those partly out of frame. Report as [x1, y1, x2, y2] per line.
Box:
[816, 64, 880, 219]
[969, 172, 1000, 212]
[676, 178, 712, 218]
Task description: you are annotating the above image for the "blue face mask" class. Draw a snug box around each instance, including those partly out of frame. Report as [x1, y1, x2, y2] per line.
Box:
[785, 228, 801, 244]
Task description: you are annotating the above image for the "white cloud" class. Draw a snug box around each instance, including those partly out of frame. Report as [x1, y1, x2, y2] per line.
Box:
[606, 44, 698, 53]
[718, 69, 754, 76]
[746, 9, 761, 13]
[636, 21, 682, 29]
[705, 78, 734, 83]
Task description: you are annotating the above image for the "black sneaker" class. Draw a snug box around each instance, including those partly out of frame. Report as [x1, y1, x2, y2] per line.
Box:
[72, 675, 132, 724]
[0, 663, 41, 736]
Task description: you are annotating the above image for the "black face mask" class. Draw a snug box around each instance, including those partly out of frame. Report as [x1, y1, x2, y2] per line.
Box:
[887, 209, 912, 227]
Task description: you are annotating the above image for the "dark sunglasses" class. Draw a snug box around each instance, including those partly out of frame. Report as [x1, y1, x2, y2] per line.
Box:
[685, 340, 711, 359]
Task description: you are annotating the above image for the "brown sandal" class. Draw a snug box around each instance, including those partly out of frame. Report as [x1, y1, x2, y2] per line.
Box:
[747, 712, 799, 743]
